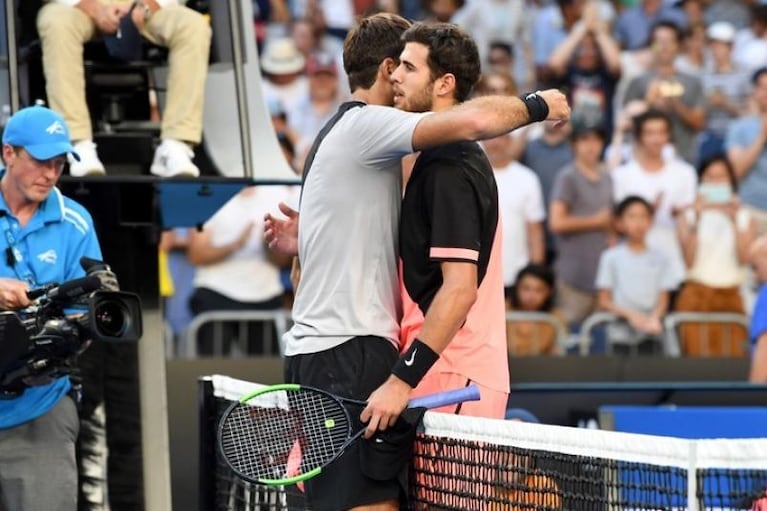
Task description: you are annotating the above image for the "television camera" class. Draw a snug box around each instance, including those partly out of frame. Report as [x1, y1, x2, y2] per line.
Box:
[0, 257, 142, 396]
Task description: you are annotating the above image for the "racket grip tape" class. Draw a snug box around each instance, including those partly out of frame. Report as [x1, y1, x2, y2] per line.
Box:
[408, 384, 481, 409]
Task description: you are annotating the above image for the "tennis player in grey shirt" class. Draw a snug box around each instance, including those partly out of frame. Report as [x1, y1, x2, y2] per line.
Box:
[265, 14, 570, 511]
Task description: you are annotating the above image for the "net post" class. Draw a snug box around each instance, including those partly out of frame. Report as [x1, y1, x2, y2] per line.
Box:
[198, 377, 216, 511]
[688, 440, 699, 511]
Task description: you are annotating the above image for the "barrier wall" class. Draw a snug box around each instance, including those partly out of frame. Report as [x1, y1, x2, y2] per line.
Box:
[166, 356, 763, 511]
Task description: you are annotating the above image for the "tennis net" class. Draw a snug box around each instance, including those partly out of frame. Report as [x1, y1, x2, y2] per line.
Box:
[200, 375, 767, 510]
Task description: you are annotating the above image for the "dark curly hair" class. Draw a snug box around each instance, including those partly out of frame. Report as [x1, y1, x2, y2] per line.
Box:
[401, 22, 481, 103]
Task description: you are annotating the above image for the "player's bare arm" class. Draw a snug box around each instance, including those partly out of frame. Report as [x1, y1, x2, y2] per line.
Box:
[361, 261, 478, 438]
[411, 89, 570, 151]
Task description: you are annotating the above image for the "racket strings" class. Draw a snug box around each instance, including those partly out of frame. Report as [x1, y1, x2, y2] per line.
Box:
[297, 391, 350, 471]
[220, 389, 352, 482]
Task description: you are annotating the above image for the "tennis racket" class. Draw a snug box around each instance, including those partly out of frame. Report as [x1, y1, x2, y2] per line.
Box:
[218, 383, 480, 486]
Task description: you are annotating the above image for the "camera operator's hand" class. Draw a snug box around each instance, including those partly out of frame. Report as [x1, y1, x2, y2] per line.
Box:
[92, 270, 120, 292]
[0, 278, 31, 310]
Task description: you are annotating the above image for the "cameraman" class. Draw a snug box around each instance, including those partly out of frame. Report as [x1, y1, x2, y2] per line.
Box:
[0, 106, 103, 511]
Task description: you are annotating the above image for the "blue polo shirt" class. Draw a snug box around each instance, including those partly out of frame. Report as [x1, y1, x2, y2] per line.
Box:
[0, 181, 102, 429]
[752, 285, 767, 351]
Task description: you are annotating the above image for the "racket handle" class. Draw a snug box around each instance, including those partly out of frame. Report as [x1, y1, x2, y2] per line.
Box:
[408, 384, 481, 409]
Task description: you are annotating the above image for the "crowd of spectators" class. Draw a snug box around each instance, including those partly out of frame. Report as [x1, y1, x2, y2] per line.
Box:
[163, 0, 767, 361]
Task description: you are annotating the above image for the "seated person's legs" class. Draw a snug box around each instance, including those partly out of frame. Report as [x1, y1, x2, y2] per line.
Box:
[38, 2, 212, 178]
[37, 3, 104, 177]
[141, 5, 211, 178]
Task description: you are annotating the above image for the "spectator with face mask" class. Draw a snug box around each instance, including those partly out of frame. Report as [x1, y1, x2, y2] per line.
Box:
[675, 155, 756, 356]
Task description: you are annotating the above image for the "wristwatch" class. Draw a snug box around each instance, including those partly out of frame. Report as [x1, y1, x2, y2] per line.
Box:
[136, 1, 153, 22]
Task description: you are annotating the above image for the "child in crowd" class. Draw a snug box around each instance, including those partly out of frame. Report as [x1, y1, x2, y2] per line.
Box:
[507, 264, 565, 356]
[596, 196, 677, 354]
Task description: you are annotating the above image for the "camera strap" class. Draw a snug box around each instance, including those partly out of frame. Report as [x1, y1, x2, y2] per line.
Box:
[0, 215, 38, 287]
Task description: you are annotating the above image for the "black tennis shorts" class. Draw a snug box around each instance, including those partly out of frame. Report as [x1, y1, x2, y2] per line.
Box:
[284, 335, 404, 511]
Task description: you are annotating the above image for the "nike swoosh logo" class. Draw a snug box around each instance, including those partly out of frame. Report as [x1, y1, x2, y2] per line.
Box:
[404, 348, 417, 366]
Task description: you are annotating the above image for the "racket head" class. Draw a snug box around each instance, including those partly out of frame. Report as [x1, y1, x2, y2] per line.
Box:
[217, 384, 354, 486]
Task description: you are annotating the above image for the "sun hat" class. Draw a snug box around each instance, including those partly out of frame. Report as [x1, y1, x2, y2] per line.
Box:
[261, 38, 306, 75]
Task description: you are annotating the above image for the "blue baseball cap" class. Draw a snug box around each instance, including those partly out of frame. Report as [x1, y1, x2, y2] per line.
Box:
[1, 105, 80, 161]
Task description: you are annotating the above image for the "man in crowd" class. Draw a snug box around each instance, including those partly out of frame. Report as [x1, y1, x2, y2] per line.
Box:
[623, 21, 706, 163]
[726, 67, 767, 236]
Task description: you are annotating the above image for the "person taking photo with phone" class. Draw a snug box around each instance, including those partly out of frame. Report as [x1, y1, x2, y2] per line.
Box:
[675, 154, 757, 356]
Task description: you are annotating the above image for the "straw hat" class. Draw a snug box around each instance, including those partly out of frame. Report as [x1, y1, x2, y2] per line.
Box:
[706, 21, 736, 44]
[261, 38, 306, 75]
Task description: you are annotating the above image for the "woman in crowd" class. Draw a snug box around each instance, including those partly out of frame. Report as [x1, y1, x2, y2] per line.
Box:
[675, 155, 756, 356]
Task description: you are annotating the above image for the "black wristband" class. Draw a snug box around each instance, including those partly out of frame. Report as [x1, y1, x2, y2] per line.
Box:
[391, 339, 439, 388]
[521, 92, 549, 124]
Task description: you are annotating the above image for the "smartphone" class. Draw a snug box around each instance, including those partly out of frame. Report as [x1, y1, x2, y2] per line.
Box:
[699, 183, 732, 204]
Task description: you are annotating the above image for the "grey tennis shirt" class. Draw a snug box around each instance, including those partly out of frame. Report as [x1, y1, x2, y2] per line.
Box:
[283, 104, 427, 356]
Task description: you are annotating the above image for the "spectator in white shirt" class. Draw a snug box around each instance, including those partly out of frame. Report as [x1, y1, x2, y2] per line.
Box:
[187, 186, 295, 355]
[261, 38, 309, 115]
[482, 133, 546, 296]
[613, 109, 697, 289]
[674, 154, 756, 356]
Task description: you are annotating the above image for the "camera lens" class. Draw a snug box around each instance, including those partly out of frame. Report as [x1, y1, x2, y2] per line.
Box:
[94, 301, 128, 337]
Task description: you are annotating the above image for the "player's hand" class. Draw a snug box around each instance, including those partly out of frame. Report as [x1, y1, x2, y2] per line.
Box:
[0, 278, 31, 310]
[264, 202, 299, 256]
[537, 89, 571, 122]
[360, 375, 411, 439]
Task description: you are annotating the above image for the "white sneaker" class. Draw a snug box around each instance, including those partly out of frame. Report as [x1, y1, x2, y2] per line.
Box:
[68, 140, 106, 177]
[150, 139, 200, 178]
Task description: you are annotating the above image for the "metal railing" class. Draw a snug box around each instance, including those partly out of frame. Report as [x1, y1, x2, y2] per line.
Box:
[180, 310, 570, 358]
[578, 312, 682, 356]
[578, 312, 620, 356]
[578, 311, 751, 357]
[505, 311, 570, 355]
[181, 310, 293, 358]
[663, 312, 750, 357]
